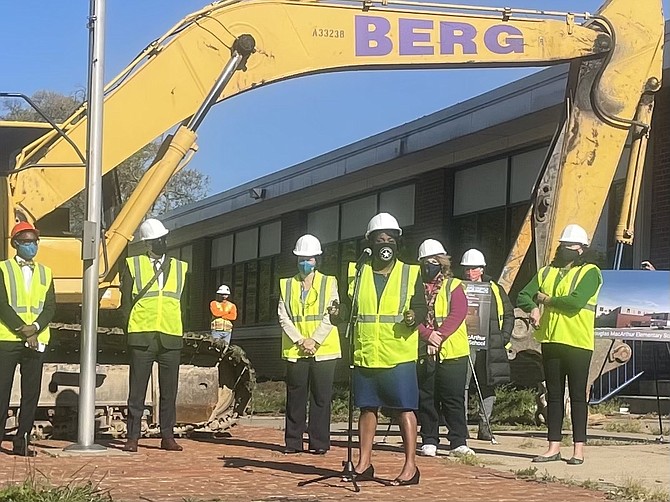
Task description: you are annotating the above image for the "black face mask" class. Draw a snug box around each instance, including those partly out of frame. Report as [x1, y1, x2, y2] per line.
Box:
[421, 262, 442, 282]
[149, 237, 168, 256]
[372, 242, 397, 263]
[553, 246, 580, 267]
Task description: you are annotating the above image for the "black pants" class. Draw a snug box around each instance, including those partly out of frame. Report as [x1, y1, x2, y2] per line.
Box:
[0, 342, 45, 448]
[417, 355, 469, 448]
[542, 342, 592, 443]
[127, 336, 181, 440]
[284, 358, 337, 451]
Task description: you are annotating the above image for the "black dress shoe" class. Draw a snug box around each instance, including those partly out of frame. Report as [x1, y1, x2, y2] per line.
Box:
[390, 468, 420, 486]
[160, 438, 183, 451]
[309, 448, 327, 455]
[531, 452, 561, 463]
[283, 446, 303, 454]
[566, 457, 584, 465]
[342, 464, 374, 482]
[123, 439, 138, 452]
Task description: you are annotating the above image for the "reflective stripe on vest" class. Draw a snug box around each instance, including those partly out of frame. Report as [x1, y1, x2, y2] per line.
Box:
[434, 277, 470, 360]
[126, 255, 188, 336]
[280, 272, 341, 359]
[0, 259, 52, 344]
[535, 264, 602, 350]
[348, 260, 420, 368]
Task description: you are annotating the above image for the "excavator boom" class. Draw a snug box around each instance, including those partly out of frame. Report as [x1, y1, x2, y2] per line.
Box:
[0, 0, 663, 297]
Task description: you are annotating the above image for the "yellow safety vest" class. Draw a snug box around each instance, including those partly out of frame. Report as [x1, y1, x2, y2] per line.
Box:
[535, 263, 602, 350]
[280, 271, 341, 359]
[126, 255, 188, 336]
[489, 281, 504, 331]
[349, 260, 420, 368]
[434, 278, 470, 360]
[0, 259, 52, 344]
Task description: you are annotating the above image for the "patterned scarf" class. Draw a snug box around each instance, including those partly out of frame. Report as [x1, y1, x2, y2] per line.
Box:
[423, 272, 445, 330]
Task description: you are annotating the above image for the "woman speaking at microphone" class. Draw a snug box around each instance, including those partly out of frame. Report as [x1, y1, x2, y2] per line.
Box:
[345, 212, 426, 486]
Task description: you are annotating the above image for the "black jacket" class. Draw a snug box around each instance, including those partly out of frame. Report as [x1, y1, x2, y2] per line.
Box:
[0, 263, 56, 343]
[481, 275, 514, 387]
[120, 256, 187, 350]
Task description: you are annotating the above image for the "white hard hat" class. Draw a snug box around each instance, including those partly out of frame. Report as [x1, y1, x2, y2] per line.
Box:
[365, 212, 402, 239]
[559, 224, 589, 246]
[139, 218, 169, 241]
[293, 234, 322, 256]
[418, 239, 447, 260]
[217, 284, 231, 295]
[460, 248, 486, 267]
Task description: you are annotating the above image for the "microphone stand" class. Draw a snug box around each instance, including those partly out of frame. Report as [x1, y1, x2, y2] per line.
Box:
[298, 257, 375, 492]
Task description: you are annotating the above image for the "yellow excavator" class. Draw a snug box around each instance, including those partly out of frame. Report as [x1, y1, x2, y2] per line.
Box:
[0, 0, 664, 437]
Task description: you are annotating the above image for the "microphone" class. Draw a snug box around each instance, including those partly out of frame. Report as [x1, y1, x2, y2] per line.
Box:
[355, 248, 372, 269]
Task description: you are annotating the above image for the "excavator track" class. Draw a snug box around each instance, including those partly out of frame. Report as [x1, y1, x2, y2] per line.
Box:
[5, 325, 255, 440]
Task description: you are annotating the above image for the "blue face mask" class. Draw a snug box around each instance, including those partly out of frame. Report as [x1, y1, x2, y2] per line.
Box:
[298, 260, 315, 276]
[16, 242, 38, 260]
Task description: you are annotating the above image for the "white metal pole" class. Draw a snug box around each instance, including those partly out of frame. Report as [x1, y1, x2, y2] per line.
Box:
[65, 0, 107, 452]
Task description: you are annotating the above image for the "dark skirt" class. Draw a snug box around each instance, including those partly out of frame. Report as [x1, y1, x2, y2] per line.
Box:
[353, 361, 418, 410]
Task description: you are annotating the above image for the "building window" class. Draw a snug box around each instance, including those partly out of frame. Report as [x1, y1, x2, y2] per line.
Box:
[307, 205, 339, 244]
[453, 158, 508, 216]
[211, 235, 233, 267]
[259, 221, 281, 257]
[235, 228, 259, 262]
[510, 148, 545, 204]
[380, 184, 415, 227]
[341, 195, 377, 240]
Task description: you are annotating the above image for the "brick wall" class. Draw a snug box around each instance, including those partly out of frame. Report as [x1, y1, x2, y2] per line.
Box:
[650, 82, 670, 269]
[186, 238, 210, 330]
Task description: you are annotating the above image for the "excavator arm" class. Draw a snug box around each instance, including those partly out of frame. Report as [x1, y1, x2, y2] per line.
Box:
[3, 0, 664, 303]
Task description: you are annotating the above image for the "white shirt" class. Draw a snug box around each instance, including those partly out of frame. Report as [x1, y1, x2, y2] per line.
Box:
[15, 257, 33, 293]
[151, 254, 165, 290]
[15, 257, 39, 330]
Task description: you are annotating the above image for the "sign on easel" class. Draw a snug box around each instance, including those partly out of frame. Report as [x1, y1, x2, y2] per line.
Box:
[595, 270, 670, 342]
[462, 281, 492, 350]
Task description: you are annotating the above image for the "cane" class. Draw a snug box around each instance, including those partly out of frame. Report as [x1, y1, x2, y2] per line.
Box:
[468, 353, 498, 445]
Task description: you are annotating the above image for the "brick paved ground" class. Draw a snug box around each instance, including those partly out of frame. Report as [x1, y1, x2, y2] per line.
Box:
[0, 426, 606, 502]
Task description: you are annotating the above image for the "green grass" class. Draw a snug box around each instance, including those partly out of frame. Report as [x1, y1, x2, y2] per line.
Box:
[606, 477, 670, 502]
[589, 398, 628, 416]
[449, 453, 483, 467]
[488, 385, 538, 426]
[512, 466, 538, 479]
[0, 480, 111, 502]
[604, 420, 643, 434]
[250, 380, 285, 415]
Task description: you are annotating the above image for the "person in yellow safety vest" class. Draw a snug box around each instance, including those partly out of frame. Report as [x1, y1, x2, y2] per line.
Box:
[517, 224, 603, 466]
[460, 248, 514, 441]
[0, 222, 55, 457]
[343, 213, 426, 486]
[416, 239, 474, 458]
[120, 218, 188, 453]
[210, 284, 237, 345]
[278, 234, 342, 455]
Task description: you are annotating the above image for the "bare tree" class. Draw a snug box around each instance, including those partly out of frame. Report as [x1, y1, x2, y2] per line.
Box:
[2, 90, 210, 230]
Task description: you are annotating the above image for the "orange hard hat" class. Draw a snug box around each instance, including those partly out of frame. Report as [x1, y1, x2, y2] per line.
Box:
[10, 221, 39, 239]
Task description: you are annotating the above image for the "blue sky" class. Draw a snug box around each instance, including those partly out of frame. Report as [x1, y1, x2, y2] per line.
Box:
[1, 1, 668, 194]
[598, 271, 670, 313]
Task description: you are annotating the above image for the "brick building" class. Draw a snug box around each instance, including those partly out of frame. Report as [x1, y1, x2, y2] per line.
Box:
[160, 23, 670, 380]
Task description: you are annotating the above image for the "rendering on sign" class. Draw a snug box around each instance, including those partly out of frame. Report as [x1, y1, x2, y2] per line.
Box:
[595, 270, 670, 342]
[463, 281, 492, 349]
